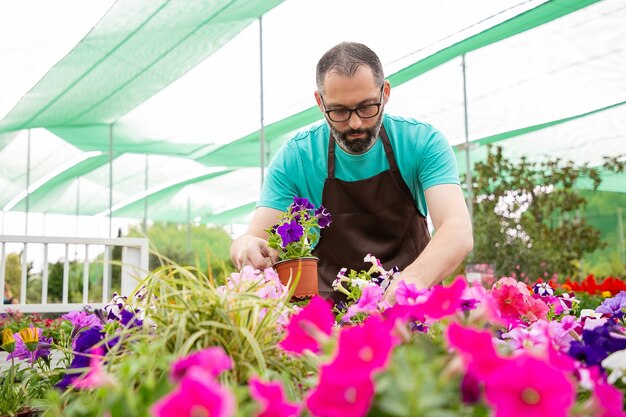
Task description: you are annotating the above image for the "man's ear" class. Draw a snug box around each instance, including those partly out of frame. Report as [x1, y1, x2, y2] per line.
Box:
[314, 90, 324, 111]
[383, 80, 391, 105]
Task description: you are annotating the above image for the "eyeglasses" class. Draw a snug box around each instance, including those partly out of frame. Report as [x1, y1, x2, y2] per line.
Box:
[320, 85, 383, 122]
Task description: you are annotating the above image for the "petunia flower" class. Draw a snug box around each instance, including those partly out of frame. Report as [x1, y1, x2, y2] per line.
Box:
[483, 353, 575, 417]
[306, 363, 374, 417]
[249, 376, 301, 417]
[421, 277, 467, 319]
[491, 284, 526, 323]
[394, 280, 429, 305]
[343, 285, 386, 321]
[277, 220, 304, 247]
[447, 323, 505, 379]
[331, 315, 399, 377]
[151, 367, 235, 417]
[62, 311, 103, 338]
[72, 347, 116, 389]
[602, 349, 626, 384]
[171, 346, 232, 382]
[279, 296, 334, 355]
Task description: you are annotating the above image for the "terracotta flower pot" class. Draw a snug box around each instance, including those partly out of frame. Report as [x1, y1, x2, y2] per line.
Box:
[273, 257, 319, 298]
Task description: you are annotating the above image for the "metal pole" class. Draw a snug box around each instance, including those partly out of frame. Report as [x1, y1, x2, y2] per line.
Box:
[461, 55, 473, 223]
[109, 124, 113, 238]
[143, 154, 149, 234]
[75, 177, 80, 237]
[618, 207, 625, 266]
[258, 16, 266, 186]
[186, 186, 191, 253]
[25, 129, 31, 235]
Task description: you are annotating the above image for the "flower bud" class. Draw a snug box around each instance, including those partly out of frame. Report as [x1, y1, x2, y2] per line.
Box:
[19, 326, 40, 352]
[1, 328, 16, 353]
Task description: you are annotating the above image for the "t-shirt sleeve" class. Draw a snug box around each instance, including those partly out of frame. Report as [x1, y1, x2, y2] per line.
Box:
[418, 128, 460, 190]
[257, 141, 301, 212]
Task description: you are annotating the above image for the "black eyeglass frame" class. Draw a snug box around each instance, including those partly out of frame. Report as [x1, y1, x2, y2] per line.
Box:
[319, 85, 384, 122]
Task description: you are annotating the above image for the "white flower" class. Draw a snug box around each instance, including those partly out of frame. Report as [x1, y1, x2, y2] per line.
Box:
[351, 278, 369, 290]
[602, 349, 626, 384]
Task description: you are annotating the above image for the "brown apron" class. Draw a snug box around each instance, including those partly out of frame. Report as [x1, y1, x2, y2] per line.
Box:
[312, 126, 431, 304]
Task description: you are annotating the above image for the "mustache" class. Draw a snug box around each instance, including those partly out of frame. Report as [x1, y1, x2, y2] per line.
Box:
[347, 129, 366, 135]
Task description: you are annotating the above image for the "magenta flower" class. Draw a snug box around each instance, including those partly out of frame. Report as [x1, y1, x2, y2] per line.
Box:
[306, 363, 374, 417]
[395, 280, 428, 305]
[421, 277, 467, 319]
[586, 366, 626, 417]
[151, 368, 235, 417]
[446, 323, 504, 379]
[171, 346, 232, 382]
[279, 296, 334, 355]
[483, 354, 575, 417]
[343, 285, 386, 321]
[249, 376, 300, 417]
[331, 315, 399, 377]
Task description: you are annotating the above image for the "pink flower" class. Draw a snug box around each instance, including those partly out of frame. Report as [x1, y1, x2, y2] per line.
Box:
[483, 353, 575, 417]
[249, 377, 301, 417]
[343, 285, 385, 321]
[72, 348, 116, 389]
[171, 346, 232, 382]
[447, 323, 505, 379]
[523, 296, 549, 322]
[395, 280, 428, 305]
[279, 296, 334, 355]
[491, 284, 526, 322]
[501, 326, 548, 353]
[494, 277, 530, 296]
[306, 364, 374, 417]
[421, 277, 467, 319]
[332, 316, 399, 377]
[151, 368, 235, 417]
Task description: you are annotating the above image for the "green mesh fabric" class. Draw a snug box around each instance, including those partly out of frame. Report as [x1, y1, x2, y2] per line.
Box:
[0, 0, 622, 225]
[0, 0, 283, 132]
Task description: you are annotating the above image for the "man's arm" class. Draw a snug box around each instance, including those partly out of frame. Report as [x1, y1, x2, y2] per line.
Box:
[384, 183, 473, 302]
[230, 207, 283, 269]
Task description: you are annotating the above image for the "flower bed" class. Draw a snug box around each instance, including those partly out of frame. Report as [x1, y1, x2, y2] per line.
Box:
[0, 260, 625, 417]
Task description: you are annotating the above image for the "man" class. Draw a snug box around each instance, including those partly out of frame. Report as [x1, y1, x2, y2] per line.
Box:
[230, 42, 473, 304]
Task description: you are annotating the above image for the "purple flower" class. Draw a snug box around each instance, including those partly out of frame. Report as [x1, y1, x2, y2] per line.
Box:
[314, 205, 332, 228]
[292, 197, 314, 211]
[62, 311, 103, 338]
[7, 330, 52, 363]
[57, 327, 105, 390]
[277, 220, 303, 247]
[568, 322, 626, 366]
[596, 291, 626, 316]
[120, 309, 143, 328]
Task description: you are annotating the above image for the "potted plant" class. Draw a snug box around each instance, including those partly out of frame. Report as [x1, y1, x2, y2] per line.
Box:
[266, 197, 332, 298]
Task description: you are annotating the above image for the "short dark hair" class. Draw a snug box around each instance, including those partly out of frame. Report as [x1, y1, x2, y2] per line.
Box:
[316, 42, 384, 93]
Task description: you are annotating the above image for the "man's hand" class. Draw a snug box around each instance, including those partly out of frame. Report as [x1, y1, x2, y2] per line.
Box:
[230, 234, 279, 270]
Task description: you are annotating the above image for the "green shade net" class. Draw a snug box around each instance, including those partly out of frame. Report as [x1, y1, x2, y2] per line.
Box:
[0, 0, 283, 132]
[195, 0, 602, 168]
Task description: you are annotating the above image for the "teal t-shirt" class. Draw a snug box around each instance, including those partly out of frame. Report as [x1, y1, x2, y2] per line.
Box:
[258, 114, 460, 217]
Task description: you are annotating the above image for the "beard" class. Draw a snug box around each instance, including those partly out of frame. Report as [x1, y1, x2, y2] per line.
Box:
[329, 111, 384, 154]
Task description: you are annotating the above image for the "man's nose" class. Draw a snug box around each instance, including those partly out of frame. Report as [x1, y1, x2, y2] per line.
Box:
[348, 111, 362, 129]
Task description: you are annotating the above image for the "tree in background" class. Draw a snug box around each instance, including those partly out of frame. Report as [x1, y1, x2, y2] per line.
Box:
[127, 222, 235, 279]
[470, 145, 625, 280]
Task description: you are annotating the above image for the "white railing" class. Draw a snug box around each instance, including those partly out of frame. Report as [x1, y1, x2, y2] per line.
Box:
[0, 235, 149, 313]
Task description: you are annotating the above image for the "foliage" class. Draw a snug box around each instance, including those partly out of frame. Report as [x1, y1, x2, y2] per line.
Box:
[127, 222, 235, 279]
[266, 197, 332, 261]
[470, 146, 625, 279]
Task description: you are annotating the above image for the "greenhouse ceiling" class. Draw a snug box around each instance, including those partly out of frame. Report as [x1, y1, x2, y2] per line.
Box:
[0, 0, 624, 227]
